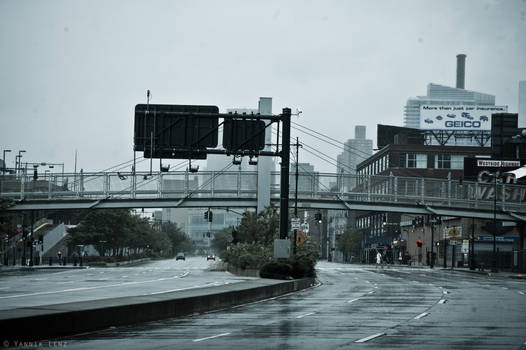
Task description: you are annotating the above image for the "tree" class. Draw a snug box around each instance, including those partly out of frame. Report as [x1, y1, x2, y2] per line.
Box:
[67, 209, 172, 257]
[0, 197, 15, 235]
[211, 227, 233, 258]
[337, 228, 364, 263]
[160, 222, 193, 256]
[235, 205, 279, 245]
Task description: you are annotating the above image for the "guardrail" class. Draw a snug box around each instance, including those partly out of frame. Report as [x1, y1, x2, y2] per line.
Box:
[1, 171, 525, 213]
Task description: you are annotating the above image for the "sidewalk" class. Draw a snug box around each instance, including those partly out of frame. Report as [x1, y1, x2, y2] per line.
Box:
[442, 266, 526, 279]
[0, 264, 88, 273]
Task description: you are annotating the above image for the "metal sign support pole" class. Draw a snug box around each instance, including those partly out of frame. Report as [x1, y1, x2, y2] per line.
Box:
[279, 108, 291, 239]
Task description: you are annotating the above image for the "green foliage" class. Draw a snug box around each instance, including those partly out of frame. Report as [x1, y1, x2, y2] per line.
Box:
[260, 261, 293, 279]
[160, 222, 193, 255]
[223, 242, 273, 270]
[291, 237, 319, 278]
[236, 205, 279, 245]
[0, 197, 15, 234]
[337, 228, 364, 262]
[67, 209, 179, 257]
[211, 226, 232, 257]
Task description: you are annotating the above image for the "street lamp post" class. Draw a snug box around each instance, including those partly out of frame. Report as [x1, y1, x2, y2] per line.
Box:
[492, 173, 498, 273]
[16, 150, 26, 176]
[429, 215, 436, 269]
[2, 149, 11, 174]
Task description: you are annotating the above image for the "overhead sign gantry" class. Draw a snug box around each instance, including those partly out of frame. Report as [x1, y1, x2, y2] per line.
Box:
[133, 103, 292, 240]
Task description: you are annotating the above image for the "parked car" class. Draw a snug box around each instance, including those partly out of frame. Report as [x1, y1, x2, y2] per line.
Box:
[176, 252, 185, 261]
[207, 255, 216, 261]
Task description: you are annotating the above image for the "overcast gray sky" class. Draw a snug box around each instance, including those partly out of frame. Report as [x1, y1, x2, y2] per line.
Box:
[1, 0, 525, 173]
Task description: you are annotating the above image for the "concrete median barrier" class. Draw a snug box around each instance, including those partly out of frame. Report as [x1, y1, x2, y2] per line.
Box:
[0, 277, 315, 343]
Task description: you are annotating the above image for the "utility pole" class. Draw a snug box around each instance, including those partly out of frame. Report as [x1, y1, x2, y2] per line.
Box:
[492, 172, 498, 272]
[279, 108, 291, 239]
[293, 137, 302, 256]
[429, 215, 436, 268]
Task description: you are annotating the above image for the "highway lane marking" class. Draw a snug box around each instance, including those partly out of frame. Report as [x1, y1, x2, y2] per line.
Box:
[442, 290, 448, 294]
[147, 283, 225, 295]
[519, 291, 525, 295]
[355, 333, 385, 343]
[414, 312, 429, 319]
[0, 271, 191, 299]
[368, 291, 375, 294]
[438, 299, 447, 304]
[347, 298, 360, 303]
[193, 332, 231, 342]
[296, 312, 316, 319]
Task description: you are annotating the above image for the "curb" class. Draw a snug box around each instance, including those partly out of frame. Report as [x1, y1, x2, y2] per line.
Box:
[0, 277, 315, 342]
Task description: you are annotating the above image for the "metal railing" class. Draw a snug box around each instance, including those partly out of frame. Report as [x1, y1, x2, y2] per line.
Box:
[1, 171, 525, 213]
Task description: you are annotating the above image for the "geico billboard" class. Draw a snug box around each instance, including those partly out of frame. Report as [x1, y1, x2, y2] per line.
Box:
[419, 105, 507, 130]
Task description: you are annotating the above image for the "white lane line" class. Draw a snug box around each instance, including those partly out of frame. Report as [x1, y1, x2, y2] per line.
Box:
[414, 312, 429, 319]
[442, 290, 448, 295]
[296, 312, 316, 319]
[368, 291, 375, 294]
[0, 271, 190, 299]
[193, 332, 231, 342]
[355, 333, 385, 343]
[347, 298, 360, 303]
[438, 299, 447, 304]
[519, 291, 525, 295]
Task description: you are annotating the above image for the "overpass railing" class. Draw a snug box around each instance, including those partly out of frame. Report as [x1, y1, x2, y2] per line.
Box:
[0, 171, 524, 213]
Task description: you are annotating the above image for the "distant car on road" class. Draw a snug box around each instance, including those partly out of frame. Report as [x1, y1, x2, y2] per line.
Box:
[176, 252, 185, 261]
[207, 255, 216, 261]
[480, 115, 488, 121]
[424, 118, 433, 124]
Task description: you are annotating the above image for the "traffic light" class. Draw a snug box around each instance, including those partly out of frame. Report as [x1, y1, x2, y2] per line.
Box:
[208, 211, 213, 222]
[33, 169, 38, 181]
[204, 211, 209, 221]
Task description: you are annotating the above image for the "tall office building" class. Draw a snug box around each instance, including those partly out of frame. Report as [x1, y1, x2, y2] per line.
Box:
[404, 83, 495, 128]
[403, 55, 504, 147]
[519, 81, 526, 128]
[336, 125, 373, 190]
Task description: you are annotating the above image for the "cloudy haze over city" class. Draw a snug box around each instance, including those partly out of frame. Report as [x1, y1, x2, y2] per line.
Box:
[1, 0, 525, 173]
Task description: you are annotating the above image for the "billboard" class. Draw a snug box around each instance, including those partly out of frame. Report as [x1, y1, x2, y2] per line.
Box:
[419, 105, 507, 131]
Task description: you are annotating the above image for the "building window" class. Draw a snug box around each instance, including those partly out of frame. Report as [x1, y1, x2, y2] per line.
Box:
[401, 153, 426, 168]
[451, 155, 464, 169]
[436, 154, 451, 169]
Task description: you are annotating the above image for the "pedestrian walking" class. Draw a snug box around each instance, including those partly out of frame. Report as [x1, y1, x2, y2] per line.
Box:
[376, 251, 382, 268]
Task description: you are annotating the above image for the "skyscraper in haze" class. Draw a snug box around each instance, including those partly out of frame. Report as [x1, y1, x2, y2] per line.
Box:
[519, 81, 526, 128]
[336, 125, 372, 190]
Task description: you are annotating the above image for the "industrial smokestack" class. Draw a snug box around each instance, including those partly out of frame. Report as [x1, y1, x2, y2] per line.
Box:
[456, 54, 466, 89]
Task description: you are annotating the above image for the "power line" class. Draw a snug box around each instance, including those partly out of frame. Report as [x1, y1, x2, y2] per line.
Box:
[291, 121, 372, 159]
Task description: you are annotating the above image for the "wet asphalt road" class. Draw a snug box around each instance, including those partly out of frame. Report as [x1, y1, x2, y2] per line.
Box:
[0, 257, 254, 311]
[49, 262, 526, 350]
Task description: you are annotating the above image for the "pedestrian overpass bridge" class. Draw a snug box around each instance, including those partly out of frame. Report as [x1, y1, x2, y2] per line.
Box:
[1, 171, 525, 221]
